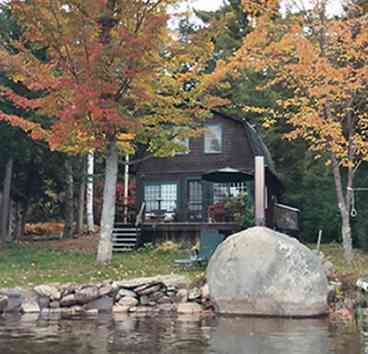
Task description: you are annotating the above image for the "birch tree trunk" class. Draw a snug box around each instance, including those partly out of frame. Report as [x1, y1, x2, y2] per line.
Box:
[86, 152, 95, 233]
[96, 139, 118, 264]
[76, 156, 86, 235]
[63, 157, 74, 239]
[0, 157, 13, 243]
[331, 153, 353, 264]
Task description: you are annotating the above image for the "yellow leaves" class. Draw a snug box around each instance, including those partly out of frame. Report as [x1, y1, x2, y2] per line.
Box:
[117, 132, 135, 142]
[9, 73, 25, 82]
[116, 132, 136, 154]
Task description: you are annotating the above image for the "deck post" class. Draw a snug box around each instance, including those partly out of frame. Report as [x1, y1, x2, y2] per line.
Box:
[255, 156, 265, 226]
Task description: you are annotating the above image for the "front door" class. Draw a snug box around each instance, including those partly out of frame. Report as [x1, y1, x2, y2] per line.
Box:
[187, 179, 203, 221]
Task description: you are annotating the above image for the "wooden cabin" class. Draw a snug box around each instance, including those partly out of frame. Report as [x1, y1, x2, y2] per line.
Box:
[131, 111, 286, 244]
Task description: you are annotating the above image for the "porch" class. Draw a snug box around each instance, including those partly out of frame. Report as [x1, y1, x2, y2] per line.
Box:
[140, 222, 242, 245]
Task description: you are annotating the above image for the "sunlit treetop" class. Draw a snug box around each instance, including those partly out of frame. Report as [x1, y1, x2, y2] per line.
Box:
[0, 0, 227, 154]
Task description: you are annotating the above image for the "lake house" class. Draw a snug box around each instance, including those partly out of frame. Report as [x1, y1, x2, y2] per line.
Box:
[129, 111, 294, 244]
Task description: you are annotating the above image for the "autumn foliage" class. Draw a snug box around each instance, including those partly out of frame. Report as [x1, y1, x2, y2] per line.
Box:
[208, 0, 368, 262]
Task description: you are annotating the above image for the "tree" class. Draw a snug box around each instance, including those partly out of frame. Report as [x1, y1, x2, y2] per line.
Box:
[208, 0, 368, 262]
[0, 1, 225, 264]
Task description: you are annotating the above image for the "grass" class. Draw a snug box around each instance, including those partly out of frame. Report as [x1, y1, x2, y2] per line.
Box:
[0, 243, 204, 289]
[313, 243, 368, 280]
[1, 239, 368, 289]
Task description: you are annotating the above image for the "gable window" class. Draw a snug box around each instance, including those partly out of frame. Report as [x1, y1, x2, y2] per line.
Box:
[175, 137, 190, 155]
[144, 182, 177, 213]
[204, 123, 223, 153]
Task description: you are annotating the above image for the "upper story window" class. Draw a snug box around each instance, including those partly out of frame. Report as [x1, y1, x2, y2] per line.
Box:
[204, 123, 223, 153]
[175, 137, 190, 155]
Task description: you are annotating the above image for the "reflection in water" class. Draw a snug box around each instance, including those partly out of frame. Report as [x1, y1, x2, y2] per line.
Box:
[0, 314, 362, 354]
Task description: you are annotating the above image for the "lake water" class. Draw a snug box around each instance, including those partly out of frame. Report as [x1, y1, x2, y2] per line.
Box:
[0, 314, 365, 354]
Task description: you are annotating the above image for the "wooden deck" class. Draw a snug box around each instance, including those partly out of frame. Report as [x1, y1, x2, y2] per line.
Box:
[141, 222, 242, 245]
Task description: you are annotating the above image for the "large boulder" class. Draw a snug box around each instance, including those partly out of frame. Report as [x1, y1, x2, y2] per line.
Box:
[207, 227, 329, 317]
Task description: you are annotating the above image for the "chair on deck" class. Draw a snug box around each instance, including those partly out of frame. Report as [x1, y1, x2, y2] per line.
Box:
[175, 229, 225, 267]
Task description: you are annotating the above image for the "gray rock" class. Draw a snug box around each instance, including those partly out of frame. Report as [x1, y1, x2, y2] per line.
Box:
[116, 275, 189, 290]
[113, 305, 130, 313]
[0, 288, 25, 297]
[201, 284, 209, 300]
[99, 284, 114, 297]
[61, 306, 84, 316]
[84, 296, 113, 312]
[135, 306, 153, 313]
[177, 303, 203, 314]
[85, 309, 98, 315]
[322, 260, 335, 278]
[157, 296, 171, 305]
[207, 227, 329, 317]
[175, 289, 188, 303]
[60, 294, 78, 307]
[21, 298, 40, 313]
[157, 303, 177, 312]
[117, 288, 137, 300]
[118, 296, 138, 308]
[74, 286, 99, 305]
[188, 288, 201, 301]
[50, 301, 60, 309]
[33, 285, 61, 301]
[357, 277, 368, 292]
[59, 283, 78, 297]
[0, 288, 26, 313]
[0, 296, 8, 313]
[135, 283, 163, 296]
[140, 295, 149, 306]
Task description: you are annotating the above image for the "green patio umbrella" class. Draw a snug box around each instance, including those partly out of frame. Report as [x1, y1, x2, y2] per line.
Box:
[201, 167, 253, 183]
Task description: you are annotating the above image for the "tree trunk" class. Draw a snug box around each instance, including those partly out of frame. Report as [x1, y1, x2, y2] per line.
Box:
[123, 154, 129, 224]
[331, 153, 353, 264]
[76, 156, 86, 236]
[86, 152, 95, 233]
[14, 201, 26, 240]
[63, 157, 74, 239]
[341, 209, 353, 263]
[0, 157, 13, 243]
[96, 139, 118, 265]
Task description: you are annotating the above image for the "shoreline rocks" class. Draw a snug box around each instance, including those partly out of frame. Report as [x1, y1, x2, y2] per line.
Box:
[0, 274, 210, 318]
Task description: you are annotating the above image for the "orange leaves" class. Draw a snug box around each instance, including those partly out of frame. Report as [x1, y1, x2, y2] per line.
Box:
[0, 112, 49, 140]
[208, 0, 368, 168]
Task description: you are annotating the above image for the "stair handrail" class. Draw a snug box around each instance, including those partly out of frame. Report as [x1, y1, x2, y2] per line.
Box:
[135, 202, 145, 227]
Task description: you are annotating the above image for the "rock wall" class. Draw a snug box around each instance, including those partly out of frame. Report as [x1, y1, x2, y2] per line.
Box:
[0, 275, 212, 317]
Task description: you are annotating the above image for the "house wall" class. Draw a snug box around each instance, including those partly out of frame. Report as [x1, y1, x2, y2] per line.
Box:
[136, 115, 255, 176]
[134, 113, 279, 225]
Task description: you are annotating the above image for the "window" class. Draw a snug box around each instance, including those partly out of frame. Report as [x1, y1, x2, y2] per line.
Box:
[204, 124, 223, 153]
[213, 182, 247, 203]
[188, 180, 203, 220]
[175, 137, 190, 155]
[144, 182, 177, 213]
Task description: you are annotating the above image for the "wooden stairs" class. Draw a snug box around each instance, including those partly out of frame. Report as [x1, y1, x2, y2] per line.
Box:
[112, 223, 141, 252]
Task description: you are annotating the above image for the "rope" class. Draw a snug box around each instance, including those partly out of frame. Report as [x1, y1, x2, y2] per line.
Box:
[347, 186, 368, 217]
[351, 189, 357, 218]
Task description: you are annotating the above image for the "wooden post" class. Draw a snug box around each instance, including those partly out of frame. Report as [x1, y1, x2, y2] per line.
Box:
[255, 156, 265, 226]
[317, 229, 322, 252]
[123, 154, 129, 224]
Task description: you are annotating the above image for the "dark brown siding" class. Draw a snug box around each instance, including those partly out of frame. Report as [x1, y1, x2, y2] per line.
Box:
[136, 114, 255, 177]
